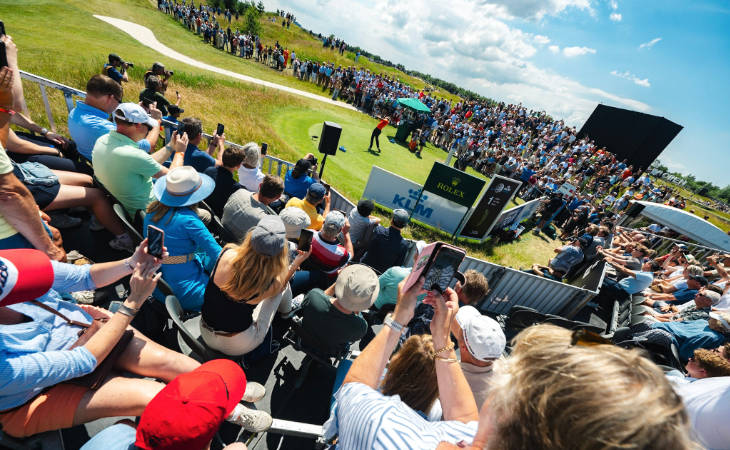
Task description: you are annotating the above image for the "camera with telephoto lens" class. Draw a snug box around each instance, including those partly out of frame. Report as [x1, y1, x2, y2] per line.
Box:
[126, 62, 134, 68]
[166, 70, 174, 76]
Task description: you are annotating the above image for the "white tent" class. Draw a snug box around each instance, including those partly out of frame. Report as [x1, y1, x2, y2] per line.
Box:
[633, 201, 730, 251]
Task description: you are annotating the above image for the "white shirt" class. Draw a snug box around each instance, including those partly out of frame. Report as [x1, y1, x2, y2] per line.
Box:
[673, 377, 730, 450]
[715, 292, 730, 311]
[237, 165, 265, 193]
[328, 382, 477, 449]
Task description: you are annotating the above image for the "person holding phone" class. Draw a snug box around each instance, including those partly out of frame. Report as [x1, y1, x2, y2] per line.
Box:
[179, 117, 216, 173]
[144, 166, 221, 311]
[360, 208, 411, 273]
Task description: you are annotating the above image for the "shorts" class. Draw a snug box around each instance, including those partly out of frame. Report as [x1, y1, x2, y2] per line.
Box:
[26, 182, 61, 209]
[0, 383, 88, 438]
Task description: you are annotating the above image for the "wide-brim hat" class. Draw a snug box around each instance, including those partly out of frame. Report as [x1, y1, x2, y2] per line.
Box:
[154, 166, 215, 208]
[335, 264, 379, 312]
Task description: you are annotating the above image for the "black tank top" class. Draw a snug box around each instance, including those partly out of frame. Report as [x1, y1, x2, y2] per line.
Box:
[201, 249, 255, 333]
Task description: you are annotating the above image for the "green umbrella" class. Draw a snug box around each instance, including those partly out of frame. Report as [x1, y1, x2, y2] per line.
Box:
[397, 97, 431, 113]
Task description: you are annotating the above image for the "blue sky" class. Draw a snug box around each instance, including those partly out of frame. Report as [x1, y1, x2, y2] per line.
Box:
[267, 0, 729, 187]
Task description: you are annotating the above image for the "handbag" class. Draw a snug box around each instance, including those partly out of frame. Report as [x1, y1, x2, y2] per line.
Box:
[30, 300, 134, 390]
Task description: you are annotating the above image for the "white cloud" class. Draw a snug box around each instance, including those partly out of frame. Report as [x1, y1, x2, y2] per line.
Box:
[609, 0, 618, 10]
[268, 0, 649, 126]
[562, 46, 597, 57]
[639, 37, 662, 49]
[610, 70, 651, 87]
[609, 12, 622, 21]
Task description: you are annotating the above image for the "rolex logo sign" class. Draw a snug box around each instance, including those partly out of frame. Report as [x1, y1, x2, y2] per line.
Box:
[436, 181, 465, 198]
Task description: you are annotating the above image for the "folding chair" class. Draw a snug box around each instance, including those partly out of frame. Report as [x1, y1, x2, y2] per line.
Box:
[164, 295, 240, 362]
[113, 203, 143, 246]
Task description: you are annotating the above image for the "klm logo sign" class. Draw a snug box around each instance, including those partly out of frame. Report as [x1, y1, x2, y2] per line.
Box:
[392, 189, 434, 218]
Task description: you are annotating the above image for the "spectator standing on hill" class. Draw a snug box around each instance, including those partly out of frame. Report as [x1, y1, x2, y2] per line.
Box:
[102, 53, 129, 84]
[68, 75, 157, 161]
[368, 116, 389, 152]
[138, 75, 180, 117]
[93, 103, 187, 215]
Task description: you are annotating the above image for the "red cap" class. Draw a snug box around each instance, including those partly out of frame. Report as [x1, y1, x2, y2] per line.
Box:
[135, 360, 246, 450]
[0, 249, 54, 307]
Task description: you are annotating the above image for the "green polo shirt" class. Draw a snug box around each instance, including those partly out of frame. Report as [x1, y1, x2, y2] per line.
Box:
[92, 131, 162, 214]
[0, 145, 18, 239]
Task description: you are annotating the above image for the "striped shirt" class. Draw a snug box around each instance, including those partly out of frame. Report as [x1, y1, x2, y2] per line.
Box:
[333, 382, 477, 449]
[308, 232, 350, 277]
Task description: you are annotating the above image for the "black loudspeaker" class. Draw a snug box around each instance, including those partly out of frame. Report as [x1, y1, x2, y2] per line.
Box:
[318, 121, 342, 156]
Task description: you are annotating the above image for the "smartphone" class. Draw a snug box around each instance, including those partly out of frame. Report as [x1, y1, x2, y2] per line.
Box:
[322, 182, 331, 195]
[216, 123, 225, 136]
[403, 242, 466, 293]
[0, 42, 7, 70]
[260, 142, 268, 155]
[0, 21, 6, 37]
[177, 121, 185, 135]
[109, 300, 123, 313]
[147, 225, 165, 259]
[298, 229, 313, 252]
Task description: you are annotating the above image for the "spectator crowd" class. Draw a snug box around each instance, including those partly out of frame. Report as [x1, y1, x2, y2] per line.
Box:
[0, 7, 729, 449]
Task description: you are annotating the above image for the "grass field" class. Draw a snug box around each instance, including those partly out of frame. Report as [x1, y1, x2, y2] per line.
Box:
[0, 0, 561, 263]
[651, 178, 730, 232]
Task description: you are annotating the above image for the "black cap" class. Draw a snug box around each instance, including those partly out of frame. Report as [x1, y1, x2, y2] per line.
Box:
[357, 199, 374, 216]
[167, 105, 184, 115]
[689, 275, 709, 286]
[108, 53, 122, 63]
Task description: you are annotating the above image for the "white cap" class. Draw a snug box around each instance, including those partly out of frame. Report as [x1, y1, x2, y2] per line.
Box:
[455, 306, 506, 361]
[113, 103, 158, 128]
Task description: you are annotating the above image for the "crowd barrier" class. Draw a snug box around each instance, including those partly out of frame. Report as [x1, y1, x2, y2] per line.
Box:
[19, 70, 604, 319]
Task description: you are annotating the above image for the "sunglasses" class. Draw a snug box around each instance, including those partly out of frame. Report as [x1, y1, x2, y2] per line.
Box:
[570, 329, 612, 347]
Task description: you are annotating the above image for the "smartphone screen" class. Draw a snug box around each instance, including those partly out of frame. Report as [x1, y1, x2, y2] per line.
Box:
[261, 142, 268, 155]
[423, 246, 465, 293]
[177, 121, 185, 135]
[322, 182, 331, 194]
[216, 123, 224, 136]
[147, 225, 165, 259]
[0, 42, 7, 69]
[298, 229, 314, 252]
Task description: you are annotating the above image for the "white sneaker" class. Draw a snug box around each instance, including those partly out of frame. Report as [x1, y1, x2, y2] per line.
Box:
[242, 381, 266, 403]
[50, 213, 82, 229]
[281, 294, 305, 319]
[227, 404, 273, 432]
[109, 233, 135, 253]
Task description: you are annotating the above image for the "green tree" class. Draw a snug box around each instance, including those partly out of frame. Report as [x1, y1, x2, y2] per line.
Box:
[244, 7, 261, 35]
[256, 1, 265, 13]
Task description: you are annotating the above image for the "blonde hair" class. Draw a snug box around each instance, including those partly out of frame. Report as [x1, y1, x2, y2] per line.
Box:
[146, 201, 177, 225]
[381, 335, 438, 414]
[219, 233, 288, 302]
[486, 324, 693, 450]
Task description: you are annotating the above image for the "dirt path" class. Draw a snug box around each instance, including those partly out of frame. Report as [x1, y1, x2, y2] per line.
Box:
[94, 15, 358, 111]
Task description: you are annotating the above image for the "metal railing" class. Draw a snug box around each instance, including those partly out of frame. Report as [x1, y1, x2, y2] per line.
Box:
[19, 69, 604, 319]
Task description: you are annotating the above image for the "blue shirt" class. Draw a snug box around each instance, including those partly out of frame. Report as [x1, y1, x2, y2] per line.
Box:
[103, 64, 124, 83]
[68, 101, 150, 160]
[326, 382, 477, 449]
[144, 208, 221, 311]
[0, 262, 97, 410]
[652, 320, 727, 362]
[549, 245, 583, 273]
[284, 169, 314, 199]
[183, 143, 216, 173]
[618, 271, 653, 294]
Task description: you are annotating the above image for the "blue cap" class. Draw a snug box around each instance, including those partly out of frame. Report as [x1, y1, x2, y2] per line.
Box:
[308, 183, 326, 200]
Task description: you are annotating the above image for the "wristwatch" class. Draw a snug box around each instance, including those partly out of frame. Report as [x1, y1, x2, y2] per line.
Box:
[40, 127, 49, 137]
[116, 304, 140, 318]
[384, 313, 408, 335]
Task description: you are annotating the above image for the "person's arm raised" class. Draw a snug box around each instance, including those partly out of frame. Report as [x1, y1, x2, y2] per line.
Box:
[89, 239, 164, 288]
[344, 277, 424, 389]
[424, 289, 479, 423]
[145, 103, 162, 151]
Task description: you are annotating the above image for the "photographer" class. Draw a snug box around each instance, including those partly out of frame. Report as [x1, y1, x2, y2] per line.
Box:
[103, 54, 130, 84]
[139, 75, 180, 117]
[144, 62, 173, 91]
[284, 154, 318, 200]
